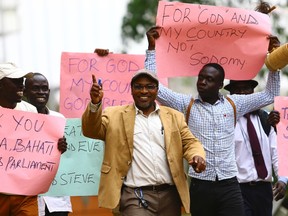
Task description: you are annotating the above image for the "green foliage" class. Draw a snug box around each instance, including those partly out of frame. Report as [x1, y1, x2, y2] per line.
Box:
[121, 0, 158, 44]
[121, 0, 211, 45]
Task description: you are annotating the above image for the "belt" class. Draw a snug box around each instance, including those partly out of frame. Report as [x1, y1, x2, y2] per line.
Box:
[141, 184, 175, 191]
[125, 184, 175, 192]
[240, 181, 271, 186]
[191, 176, 237, 184]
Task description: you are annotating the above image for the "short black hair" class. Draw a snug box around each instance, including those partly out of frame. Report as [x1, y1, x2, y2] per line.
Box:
[201, 63, 225, 82]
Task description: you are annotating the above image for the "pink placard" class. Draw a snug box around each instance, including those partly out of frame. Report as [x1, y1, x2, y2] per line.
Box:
[0, 107, 66, 195]
[274, 96, 288, 176]
[60, 52, 168, 118]
[60, 52, 144, 118]
[156, 1, 271, 79]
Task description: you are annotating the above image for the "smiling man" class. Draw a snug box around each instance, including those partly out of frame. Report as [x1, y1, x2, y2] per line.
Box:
[81, 68, 206, 216]
[24, 73, 72, 216]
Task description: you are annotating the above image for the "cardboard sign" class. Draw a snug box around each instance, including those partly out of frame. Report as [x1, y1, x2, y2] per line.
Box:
[0, 107, 66, 195]
[274, 96, 288, 176]
[60, 52, 145, 118]
[155, 1, 271, 79]
[42, 118, 104, 196]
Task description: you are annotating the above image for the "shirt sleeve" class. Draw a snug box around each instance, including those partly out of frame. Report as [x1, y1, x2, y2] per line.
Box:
[144, 49, 191, 113]
[229, 70, 280, 118]
[269, 127, 279, 179]
[145, 50, 157, 73]
[278, 176, 288, 184]
[89, 101, 101, 113]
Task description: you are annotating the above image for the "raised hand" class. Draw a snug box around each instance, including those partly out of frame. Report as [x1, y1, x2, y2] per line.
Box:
[90, 74, 103, 104]
[146, 26, 161, 50]
[267, 35, 281, 53]
[94, 48, 110, 56]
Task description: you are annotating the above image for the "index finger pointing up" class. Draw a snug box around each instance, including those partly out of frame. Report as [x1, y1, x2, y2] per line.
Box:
[92, 74, 97, 84]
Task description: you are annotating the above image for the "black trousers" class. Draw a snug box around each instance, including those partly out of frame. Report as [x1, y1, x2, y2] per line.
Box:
[45, 205, 69, 216]
[239, 181, 273, 216]
[190, 176, 245, 216]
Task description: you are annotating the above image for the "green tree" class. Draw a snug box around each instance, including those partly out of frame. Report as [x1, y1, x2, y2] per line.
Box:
[121, 0, 211, 47]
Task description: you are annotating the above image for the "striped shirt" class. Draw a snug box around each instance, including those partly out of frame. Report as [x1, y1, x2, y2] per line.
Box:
[145, 50, 280, 181]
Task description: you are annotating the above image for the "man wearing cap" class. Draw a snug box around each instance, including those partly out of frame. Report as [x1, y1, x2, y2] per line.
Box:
[224, 80, 286, 216]
[81, 69, 206, 216]
[0, 62, 38, 215]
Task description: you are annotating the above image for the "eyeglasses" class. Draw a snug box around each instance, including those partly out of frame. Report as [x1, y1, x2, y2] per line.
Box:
[132, 84, 158, 91]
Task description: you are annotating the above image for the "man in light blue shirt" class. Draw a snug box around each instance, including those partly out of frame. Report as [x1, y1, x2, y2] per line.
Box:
[145, 26, 281, 216]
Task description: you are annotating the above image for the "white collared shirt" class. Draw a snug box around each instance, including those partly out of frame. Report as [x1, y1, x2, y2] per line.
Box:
[235, 114, 278, 183]
[38, 108, 72, 215]
[124, 104, 174, 187]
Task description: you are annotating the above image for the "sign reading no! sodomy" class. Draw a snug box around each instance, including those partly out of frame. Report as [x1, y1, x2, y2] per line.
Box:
[155, 2, 271, 79]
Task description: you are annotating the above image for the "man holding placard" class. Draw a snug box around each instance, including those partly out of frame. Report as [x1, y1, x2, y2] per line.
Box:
[24, 73, 72, 216]
[0, 63, 38, 215]
[145, 26, 280, 216]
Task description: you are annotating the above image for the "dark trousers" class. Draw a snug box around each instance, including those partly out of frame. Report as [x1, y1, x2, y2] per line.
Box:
[120, 185, 181, 216]
[45, 205, 69, 216]
[190, 176, 245, 216]
[239, 182, 273, 216]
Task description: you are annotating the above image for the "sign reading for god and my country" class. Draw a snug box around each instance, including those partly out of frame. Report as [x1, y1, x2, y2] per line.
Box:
[59, 52, 145, 118]
[0, 107, 66, 195]
[155, 2, 271, 79]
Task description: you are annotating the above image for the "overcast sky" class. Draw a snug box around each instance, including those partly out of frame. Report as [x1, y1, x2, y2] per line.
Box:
[2, 0, 146, 89]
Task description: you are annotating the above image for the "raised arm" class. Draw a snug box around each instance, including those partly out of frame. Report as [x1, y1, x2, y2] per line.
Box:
[82, 74, 104, 139]
[145, 26, 161, 73]
[144, 26, 192, 113]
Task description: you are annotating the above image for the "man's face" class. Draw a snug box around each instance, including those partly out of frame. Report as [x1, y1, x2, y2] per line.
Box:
[131, 76, 158, 115]
[24, 74, 50, 109]
[229, 82, 254, 95]
[196, 66, 223, 101]
[0, 77, 24, 105]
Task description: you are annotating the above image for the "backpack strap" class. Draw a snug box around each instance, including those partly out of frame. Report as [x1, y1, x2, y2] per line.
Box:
[225, 96, 236, 126]
[185, 96, 236, 126]
[185, 98, 194, 124]
[257, 109, 271, 136]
